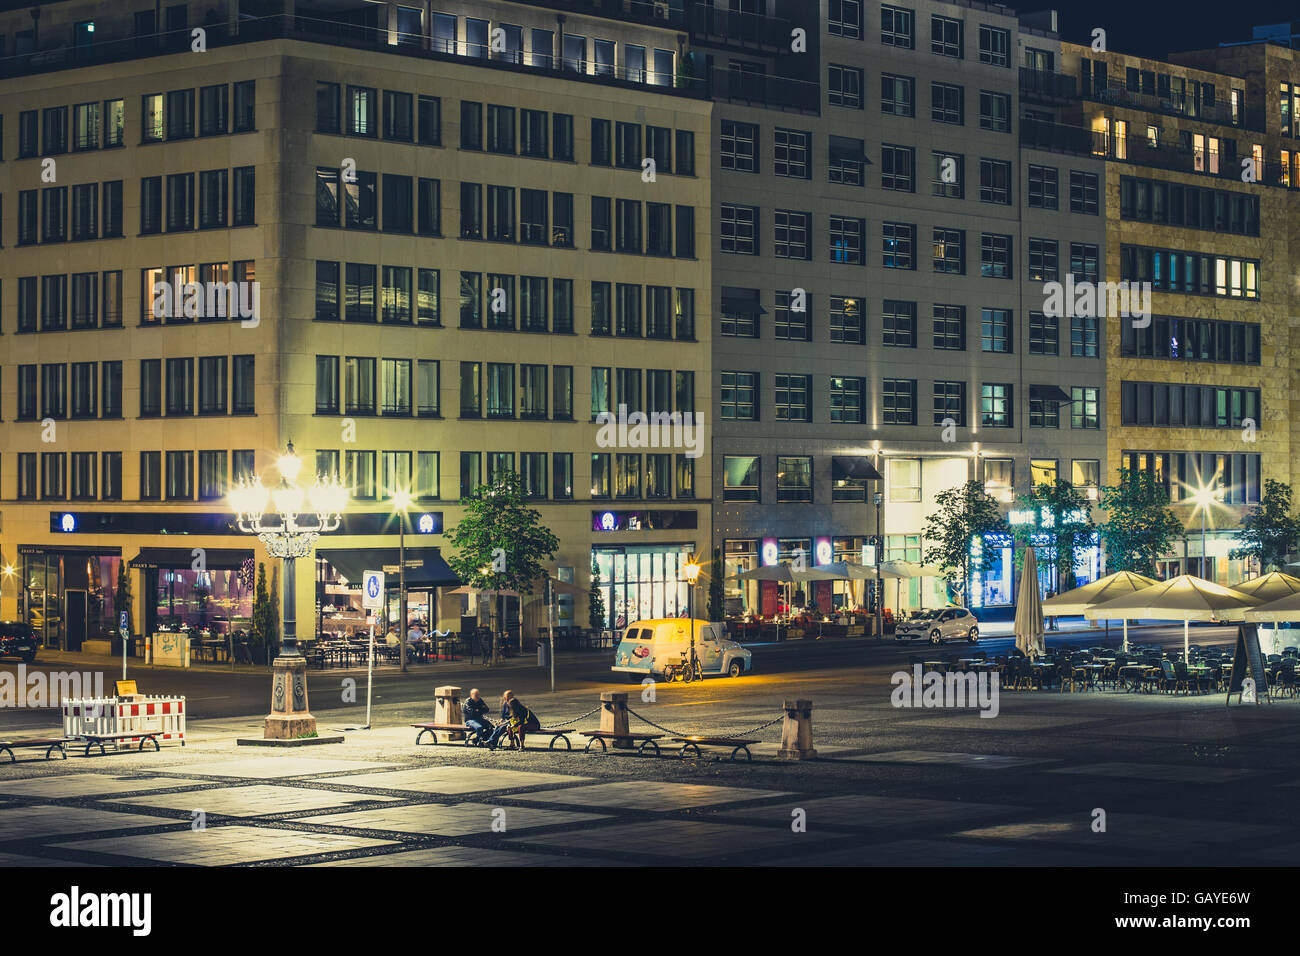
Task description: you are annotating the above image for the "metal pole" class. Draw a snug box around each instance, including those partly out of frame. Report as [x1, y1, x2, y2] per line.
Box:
[399, 515, 407, 672]
[874, 489, 884, 641]
[688, 574, 695, 669]
[365, 619, 374, 728]
[1200, 508, 1206, 579]
[281, 557, 297, 656]
[547, 578, 555, 693]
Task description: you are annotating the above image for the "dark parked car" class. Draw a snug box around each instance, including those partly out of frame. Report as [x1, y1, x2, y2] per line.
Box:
[0, 622, 38, 662]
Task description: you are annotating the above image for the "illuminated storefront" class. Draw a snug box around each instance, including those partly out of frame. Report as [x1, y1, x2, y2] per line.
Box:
[130, 548, 256, 637]
[18, 545, 122, 651]
[592, 546, 693, 628]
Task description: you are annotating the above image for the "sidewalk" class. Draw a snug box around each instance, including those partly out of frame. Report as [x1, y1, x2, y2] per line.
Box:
[25, 646, 599, 678]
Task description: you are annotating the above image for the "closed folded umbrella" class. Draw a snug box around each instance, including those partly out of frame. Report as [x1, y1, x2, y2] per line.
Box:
[1085, 574, 1258, 659]
[1014, 547, 1046, 659]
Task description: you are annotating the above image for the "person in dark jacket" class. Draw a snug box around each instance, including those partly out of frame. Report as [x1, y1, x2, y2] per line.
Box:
[488, 690, 540, 750]
[463, 688, 494, 744]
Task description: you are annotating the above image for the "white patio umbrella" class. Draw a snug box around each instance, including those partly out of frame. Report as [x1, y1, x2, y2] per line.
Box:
[1219, 571, 1300, 620]
[1085, 574, 1258, 659]
[880, 560, 945, 613]
[1014, 547, 1046, 659]
[1242, 588, 1300, 653]
[820, 561, 879, 611]
[1041, 570, 1158, 650]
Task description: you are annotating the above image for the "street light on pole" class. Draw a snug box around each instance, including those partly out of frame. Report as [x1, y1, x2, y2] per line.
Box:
[230, 442, 348, 739]
[1, 564, 14, 618]
[392, 488, 412, 672]
[684, 557, 702, 675]
[1191, 482, 1224, 581]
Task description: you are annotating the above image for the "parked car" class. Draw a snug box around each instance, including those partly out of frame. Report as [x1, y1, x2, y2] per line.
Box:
[0, 622, 38, 662]
[894, 607, 979, 644]
[613, 618, 752, 681]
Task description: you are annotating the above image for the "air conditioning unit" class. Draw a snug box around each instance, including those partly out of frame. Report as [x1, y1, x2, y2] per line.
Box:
[653, 1, 670, 19]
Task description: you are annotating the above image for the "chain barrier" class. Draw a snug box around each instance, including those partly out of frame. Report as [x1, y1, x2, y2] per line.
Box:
[625, 706, 786, 740]
[550, 706, 601, 726]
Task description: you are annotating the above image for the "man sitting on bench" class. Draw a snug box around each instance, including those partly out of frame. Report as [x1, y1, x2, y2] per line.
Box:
[463, 688, 495, 746]
[488, 690, 540, 751]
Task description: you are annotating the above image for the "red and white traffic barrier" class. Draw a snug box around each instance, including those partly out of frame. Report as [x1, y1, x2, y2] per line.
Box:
[63, 695, 187, 750]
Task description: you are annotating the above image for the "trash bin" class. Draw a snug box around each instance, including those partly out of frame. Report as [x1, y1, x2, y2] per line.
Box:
[538, 639, 550, 667]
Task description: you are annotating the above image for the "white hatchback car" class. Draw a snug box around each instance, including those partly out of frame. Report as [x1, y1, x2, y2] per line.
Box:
[894, 607, 979, 644]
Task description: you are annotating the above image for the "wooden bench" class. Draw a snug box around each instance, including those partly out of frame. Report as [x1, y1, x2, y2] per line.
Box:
[580, 731, 663, 756]
[75, 732, 161, 757]
[411, 722, 473, 745]
[501, 728, 577, 751]
[0, 738, 68, 762]
[671, 736, 759, 761]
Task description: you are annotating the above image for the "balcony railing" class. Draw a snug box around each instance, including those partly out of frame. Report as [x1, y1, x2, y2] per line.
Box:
[1086, 128, 1299, 187]
[1083, 80, 1265, 132]
[707, 65, 820, 113]
[689, 5, 792, 51]
[1019, 67, 1078, 105]
[509, 0, 686, 29]
[0, 12, 705, 98]
[1020, 117, 1103, 155]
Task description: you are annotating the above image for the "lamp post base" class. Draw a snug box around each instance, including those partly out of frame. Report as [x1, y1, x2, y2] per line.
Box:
[263, 655, 316, 739]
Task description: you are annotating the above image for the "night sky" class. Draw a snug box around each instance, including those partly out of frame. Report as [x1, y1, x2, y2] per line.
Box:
[1015, 0, 1298, 59]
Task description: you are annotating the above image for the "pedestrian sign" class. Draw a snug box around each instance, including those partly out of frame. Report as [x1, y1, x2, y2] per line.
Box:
[362, 570, 385, 610]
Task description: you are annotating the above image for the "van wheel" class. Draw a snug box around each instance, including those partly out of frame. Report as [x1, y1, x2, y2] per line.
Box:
[728, 660, 742, 678]
[968, 627, 979, 643]
[929, 630, 942, 645]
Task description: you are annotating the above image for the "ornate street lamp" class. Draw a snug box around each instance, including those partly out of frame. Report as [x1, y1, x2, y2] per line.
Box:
[230, 442, 348, 738]
[684, 557, 702, 677]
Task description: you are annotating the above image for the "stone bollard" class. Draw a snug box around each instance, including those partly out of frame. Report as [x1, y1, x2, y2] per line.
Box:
[600, 691, 632, 748]
[776, 698, 817, 760]
[435, 685, 464, 740]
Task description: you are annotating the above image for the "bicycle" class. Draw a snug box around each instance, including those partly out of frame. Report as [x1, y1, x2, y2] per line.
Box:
[664, 651, 703, 683]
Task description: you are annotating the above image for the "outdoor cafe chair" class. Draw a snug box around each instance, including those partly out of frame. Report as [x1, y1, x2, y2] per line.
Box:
[1272, 664, 1296, 699]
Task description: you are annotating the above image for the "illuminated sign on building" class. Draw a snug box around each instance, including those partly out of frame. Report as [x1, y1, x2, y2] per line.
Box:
[590, 510, 699, 532]
[417, 513, 436, 533]
[761, 539, 779, 565]
[60, 514, 76, 532]
[815, 537, 833, 565]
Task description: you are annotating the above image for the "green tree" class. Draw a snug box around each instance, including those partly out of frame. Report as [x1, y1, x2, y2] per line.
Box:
[589, 560, 607, 630]
[115, 563, 134, 636]
[707, 547, 725, 621]
[269, 564, 281, 653]
[1230, 479, 1300, 572]
[1098, 468, 1184, 575]
[1012, 479, 1096, 592]
[923, 480, 1008, 604]
[446, 471, 560, 665]
[252, 562, 270, 653]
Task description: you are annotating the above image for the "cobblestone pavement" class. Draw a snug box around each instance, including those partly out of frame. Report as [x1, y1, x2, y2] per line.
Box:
[2, 654, 1297, 865]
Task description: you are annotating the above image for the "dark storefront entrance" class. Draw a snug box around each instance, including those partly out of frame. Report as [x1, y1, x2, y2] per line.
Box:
[19, 546, 122, 650]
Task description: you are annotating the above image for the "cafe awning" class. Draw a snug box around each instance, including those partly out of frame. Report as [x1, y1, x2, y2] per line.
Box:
[318, 548, 461, 588]
[129, 547, 252, 570]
